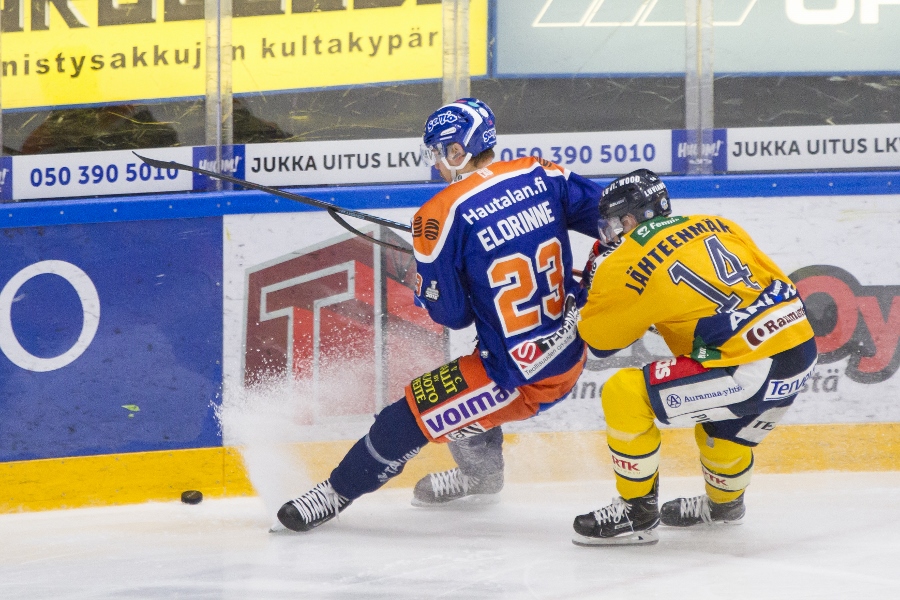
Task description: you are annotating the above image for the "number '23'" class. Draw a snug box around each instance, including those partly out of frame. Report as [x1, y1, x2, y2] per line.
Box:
[487, 238, 565, 338]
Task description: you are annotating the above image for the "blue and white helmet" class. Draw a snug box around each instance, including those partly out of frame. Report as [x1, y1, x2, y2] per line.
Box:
[420, 98, 497, 173]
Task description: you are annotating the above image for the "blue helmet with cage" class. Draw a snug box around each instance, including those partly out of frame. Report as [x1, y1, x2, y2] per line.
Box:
[420, 98, 497, 174]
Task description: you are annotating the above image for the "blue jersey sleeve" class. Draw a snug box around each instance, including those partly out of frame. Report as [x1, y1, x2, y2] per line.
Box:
[558, 170, 604, 238]
[414, 234, 476, 330]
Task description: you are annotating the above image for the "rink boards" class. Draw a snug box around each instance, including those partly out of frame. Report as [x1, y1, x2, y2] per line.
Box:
[1, 172, 899, 511]
[3, 423, 900, 512]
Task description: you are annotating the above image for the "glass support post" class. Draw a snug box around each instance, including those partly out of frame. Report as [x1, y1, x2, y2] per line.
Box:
[205, 0, 233, 186]
[443, 0, 470, 104]
[685, 0, 714, 175]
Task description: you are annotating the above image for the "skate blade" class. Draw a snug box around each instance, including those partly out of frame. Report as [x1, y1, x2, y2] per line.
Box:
[411, 493, 501, 508]
[661, 517, 744, 528]
[268, 521, 289, 534]
[572, 528, 660, 547]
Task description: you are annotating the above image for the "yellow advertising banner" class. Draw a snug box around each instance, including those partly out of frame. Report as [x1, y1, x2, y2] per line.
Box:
[0, 0, 488, 110]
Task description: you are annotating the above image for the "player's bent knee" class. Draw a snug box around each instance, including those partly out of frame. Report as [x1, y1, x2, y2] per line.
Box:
[368, 398, 429, 461]
[696, 426, 753, 472]
[602, 368, 655, 430]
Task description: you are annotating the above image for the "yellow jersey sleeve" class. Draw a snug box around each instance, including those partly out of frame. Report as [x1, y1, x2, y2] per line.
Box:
[577, 214, 814, 366]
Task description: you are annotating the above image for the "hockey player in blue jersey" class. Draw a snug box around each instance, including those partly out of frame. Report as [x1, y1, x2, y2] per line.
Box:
[275, 98, 605, 533]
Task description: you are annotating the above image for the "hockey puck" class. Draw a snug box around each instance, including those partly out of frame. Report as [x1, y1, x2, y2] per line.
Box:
[181, 490, 203, 505]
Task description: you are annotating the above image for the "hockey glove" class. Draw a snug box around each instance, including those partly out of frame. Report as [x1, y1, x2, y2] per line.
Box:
[581, 240, 613, 291]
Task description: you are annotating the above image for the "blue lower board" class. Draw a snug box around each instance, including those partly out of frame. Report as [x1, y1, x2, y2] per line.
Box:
[0, 219, 223, 461]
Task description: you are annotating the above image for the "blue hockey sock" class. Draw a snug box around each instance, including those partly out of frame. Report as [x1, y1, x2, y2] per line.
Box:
[329, 398, 428, 500]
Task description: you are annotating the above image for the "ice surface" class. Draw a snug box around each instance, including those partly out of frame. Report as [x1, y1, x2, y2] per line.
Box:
[2, 472, 899, 599]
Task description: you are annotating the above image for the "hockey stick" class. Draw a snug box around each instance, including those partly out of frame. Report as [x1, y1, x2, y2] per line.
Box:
[132, 153, 414, 254]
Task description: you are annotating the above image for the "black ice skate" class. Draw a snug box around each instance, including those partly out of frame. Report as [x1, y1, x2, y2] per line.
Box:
[572, 480, 660, 546]
[274, 480, 352, 533]
[660, 493, 745, 527]
[411, 468, 503, 507]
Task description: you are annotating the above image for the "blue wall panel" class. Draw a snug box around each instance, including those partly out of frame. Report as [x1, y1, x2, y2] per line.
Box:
[0, 218, 222, 461]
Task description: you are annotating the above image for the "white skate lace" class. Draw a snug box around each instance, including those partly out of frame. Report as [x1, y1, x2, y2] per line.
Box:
[679, 496, 712, 524]
[291, 481, 346, 524]
[592, 497, 632, 526]
[429, 469, 472, 497]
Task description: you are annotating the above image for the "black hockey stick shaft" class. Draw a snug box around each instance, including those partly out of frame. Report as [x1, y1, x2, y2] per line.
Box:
[133, 153, 415, 255]
[325, 207, 413, 255]
[132, 153, 412, 233]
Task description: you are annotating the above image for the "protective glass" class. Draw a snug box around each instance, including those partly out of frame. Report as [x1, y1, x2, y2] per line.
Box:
[598, 216, 624, 246]
[420, 143, 446, 167]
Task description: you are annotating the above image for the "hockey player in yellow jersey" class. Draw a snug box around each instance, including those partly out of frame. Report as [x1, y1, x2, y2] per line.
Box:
[572, 169, 817, 546]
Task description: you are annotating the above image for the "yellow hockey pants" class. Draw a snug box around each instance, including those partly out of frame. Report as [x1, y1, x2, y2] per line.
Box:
[601, 368, 752, 503]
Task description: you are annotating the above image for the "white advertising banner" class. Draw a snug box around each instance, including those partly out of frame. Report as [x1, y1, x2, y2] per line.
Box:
[12, 148, 194, 200]
[728, 123, 900, 172]
[243, 138, 432, 187]
[221, 208, 427, 444]
[4, 126, 900, 201]
[509, 193, 900, 435]
[493, 130, 672, 177]
[221, 192, 900, 444]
